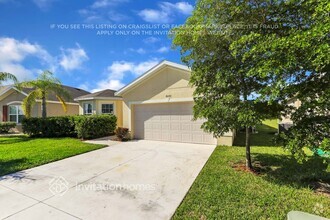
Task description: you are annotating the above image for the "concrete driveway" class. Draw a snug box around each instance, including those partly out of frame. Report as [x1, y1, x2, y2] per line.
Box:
[0, 140, 215, 220]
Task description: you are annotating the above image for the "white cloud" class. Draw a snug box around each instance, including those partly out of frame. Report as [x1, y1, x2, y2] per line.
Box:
[92, 79, 124, 92]
[138, 9, 171, 23]
[138, 1, 194, 23]
[143, 37, 160, 44]
[174, 2, 194, 15]
[157, 46, 170, 53]
[33, 0, 57, 10]
[80, 0, 129, 23]
[0, 37, 53, 81]
[91, 0, 128, 9]
[92, 59, 160, 92]
[128, 48, 146, 54]
[106, 61, 132, 80]
[59, 44, 89, 71]
[132, 59, 159, 76]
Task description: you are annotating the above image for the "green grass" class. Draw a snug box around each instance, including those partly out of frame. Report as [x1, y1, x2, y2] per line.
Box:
[173, 120, 330, 220]
[0, 135, 106, 176]
[234, 119, 280, 146]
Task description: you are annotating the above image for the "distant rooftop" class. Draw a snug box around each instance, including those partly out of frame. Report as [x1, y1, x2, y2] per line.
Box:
[74, 89, 122, 101]
[0, 84, 90, 103]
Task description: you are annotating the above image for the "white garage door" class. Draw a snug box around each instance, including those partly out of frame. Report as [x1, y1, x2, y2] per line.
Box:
[134, 102, 216, 145]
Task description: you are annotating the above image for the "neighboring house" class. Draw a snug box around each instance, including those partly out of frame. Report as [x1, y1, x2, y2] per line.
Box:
[115, 60, 235, 146]
[74, 89, 123, 127]
[0, 85, 90, 131]
[278, 97, 301, 132]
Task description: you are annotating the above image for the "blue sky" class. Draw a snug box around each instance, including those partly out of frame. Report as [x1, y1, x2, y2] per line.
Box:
[0, 0, 195, 92]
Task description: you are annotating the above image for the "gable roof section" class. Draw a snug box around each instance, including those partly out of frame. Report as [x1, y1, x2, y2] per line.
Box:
[115, 60, 190, 96]
[0, 85, 90, 103]
[74, 89, 122, 101]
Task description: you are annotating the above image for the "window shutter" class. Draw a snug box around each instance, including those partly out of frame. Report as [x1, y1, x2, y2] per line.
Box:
[2, 105, 8, 122]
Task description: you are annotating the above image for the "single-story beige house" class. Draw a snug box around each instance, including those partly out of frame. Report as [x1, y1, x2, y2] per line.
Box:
[278, 97, 302, 132]
[115, 60, 235, 146]
[74, 89, 123, 127]
[0, 85, 90, 130]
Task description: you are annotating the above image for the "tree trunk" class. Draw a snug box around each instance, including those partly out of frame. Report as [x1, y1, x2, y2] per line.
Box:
[42, 93, 47, 119]
[245, 126, 253, 170]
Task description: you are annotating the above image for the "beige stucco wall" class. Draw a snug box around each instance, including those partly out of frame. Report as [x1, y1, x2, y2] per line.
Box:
[0, 90, 38, 122]
[0, 90, 79, 132]
[38, 102, 79, 117]
[280, 98, 302, 124]
[121, 66, 234, 146]
[122, 67, 194, 130]
[78, 99, 123, 127]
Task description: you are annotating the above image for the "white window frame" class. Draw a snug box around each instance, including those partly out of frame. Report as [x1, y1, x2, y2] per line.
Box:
[83, 103, 93, 115]
[8, 105, 24, 124]
[101, 103, 114, 114]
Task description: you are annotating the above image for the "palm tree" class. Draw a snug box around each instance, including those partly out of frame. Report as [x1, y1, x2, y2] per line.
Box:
[18, 71, 71, 119]
[0, 72, 18, 84]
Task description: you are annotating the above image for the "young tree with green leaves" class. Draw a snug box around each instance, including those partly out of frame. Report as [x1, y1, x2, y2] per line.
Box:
[230, 0, 329, 160]
[18, 71, 71, 119]
[172, 0, 279, 170]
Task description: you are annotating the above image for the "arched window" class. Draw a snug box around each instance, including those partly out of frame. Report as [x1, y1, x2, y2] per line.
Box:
[9, 105, 24, 124]
[83, 103, 93, 115]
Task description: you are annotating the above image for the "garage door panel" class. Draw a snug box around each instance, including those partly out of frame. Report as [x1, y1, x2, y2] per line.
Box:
[161, 115, 170, 120]
[170, 133, 181, 142]
[170, 123, 180, 131]
[161, 132, 170, 141]
[182, 133, 192, 142]
[153, 132, 162, 140]
[134, 102, 216, 145]
[181, 123, 191, 131]
[170, 115, 180, 120]
[152, 123, 161, 130]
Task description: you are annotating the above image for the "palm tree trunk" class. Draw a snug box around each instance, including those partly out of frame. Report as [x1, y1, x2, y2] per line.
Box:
[245, 126, 253, 170]
[42, 93, 47, 119]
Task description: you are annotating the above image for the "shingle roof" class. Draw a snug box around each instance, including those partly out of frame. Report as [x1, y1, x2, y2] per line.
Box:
[75, 89, 121, 101]
[0, 85, 90, 103]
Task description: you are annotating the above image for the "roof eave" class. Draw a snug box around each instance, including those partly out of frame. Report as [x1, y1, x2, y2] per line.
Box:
[115, 60, 190, 96]
[74, 96, 123, 101]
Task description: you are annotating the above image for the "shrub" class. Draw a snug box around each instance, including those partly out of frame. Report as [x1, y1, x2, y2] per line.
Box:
[22, 116, 76, 137]
[22, 114, 117, 139]
[74, 115, 117, 139]
[0, 122, 16, 133]
[115, 127, 130, 141]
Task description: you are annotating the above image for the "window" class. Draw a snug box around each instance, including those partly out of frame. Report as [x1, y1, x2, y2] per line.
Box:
[83, 103, 93, 115]
[101, 104, 114, 114]
[9, 105, 24, 124]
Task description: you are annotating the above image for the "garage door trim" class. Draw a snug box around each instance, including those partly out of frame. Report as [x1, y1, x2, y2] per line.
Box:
[132, 101, 217, 145]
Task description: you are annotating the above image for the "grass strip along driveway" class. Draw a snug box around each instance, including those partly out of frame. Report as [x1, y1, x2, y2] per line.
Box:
[0, 136, 106, 176]
[173, 121, 330, 220]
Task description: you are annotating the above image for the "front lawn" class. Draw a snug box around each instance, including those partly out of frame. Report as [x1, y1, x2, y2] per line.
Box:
[0, 136, 106, 176]
[173, 121, 330, 219]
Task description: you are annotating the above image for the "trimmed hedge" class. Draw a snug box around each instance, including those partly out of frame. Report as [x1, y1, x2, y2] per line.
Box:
[22, 115, 117, 139]
[75, 115, 117, 139]
[22, 117, 76, 137]
[0, 122, 16, 133]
